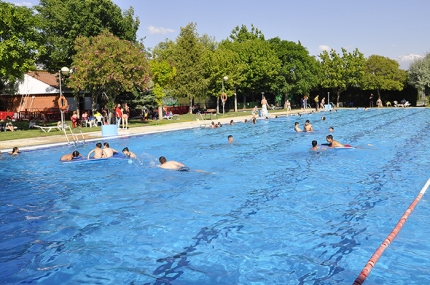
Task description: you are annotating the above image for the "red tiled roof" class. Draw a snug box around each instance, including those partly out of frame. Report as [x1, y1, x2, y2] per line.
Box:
[27, 71, 59, 88]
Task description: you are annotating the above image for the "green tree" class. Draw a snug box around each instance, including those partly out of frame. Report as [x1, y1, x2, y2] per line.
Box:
[68, 30, 150, 112]
[225, 25, 281, 106]
[204, 45, 245, 112]
[229, 24, 265, 42]
[319, 48, 365, 107]
[408, 53, 430, 97]
[149, 59, 176, 117]
[168, 23, 208, 113]
[0, 1, 44, 92]
[36, 0, 139, 71]
[268, 37, 320, 106]
[362, 54, 407, 99]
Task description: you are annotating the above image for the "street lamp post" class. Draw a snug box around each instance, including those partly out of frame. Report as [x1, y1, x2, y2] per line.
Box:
[221, 76, 228, 115]
[59, 67, 70, 130]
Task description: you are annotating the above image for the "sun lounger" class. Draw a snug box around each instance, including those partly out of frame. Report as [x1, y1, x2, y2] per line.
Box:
[34, 125, 60, 132]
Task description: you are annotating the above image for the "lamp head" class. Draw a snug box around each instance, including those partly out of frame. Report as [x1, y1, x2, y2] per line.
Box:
[60, 67, 70, 75]
[223, 76, 228, 81]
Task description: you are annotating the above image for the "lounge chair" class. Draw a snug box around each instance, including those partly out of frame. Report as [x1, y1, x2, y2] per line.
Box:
[34, 125, 60, 132]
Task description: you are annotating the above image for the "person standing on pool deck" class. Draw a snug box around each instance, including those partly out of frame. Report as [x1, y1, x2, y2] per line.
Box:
[326, 134, 344, 148]
[61, 150, 84, 161]
[115, 103, 122, 129]
[88, 142, 106, 159]
[294, 122, 302, 132]
[261, 96, 269, 118]
[369, 93, 374, 107]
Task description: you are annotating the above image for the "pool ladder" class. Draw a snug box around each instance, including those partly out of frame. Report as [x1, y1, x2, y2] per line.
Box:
[63, 125, 86, 145]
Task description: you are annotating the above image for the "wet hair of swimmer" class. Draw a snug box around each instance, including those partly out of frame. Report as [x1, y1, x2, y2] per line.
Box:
[72, 150, 80, 158]
[103, 142, 110, 147]
[312, 140, 317, 147]
[122, 147, 129, 152]
[159, 156, 167, 164]
[96, 142, 102, 148]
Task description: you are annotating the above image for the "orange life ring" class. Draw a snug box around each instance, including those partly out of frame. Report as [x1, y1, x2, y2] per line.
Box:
[58, 96, 68, 111]
[220, 93, 227, 102]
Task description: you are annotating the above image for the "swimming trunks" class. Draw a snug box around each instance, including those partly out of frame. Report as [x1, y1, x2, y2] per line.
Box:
[177, 166, 190, 172]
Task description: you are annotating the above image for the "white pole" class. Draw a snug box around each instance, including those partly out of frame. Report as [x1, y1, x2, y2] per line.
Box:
[328, 92, 330, 109]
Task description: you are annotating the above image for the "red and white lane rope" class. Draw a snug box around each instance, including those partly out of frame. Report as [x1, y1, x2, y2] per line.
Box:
[353, 178, 430, 285]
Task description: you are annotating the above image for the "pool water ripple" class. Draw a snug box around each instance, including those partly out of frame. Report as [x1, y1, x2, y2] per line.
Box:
[1, 109, 430, 284]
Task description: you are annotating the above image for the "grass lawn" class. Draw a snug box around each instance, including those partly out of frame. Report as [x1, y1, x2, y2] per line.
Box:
[0, 109, 288, 142]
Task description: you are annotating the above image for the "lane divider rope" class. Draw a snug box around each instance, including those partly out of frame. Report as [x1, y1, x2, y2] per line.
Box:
[353, 178, 430, 285]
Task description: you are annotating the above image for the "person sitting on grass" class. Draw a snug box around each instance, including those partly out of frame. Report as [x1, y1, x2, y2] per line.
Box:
[5, 116, 15, 132]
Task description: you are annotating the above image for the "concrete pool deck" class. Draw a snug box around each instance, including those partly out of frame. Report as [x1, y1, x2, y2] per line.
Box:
[0, 109, 306, 152]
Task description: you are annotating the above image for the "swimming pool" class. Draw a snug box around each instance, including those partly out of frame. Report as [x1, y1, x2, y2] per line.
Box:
[1, 108, 429, 284]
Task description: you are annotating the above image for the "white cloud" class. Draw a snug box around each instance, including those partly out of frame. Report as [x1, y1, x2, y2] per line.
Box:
[396, 54, 424, 70]
[396, 53, 423, 62]
[318, 45, 330, 51]
[14, 1, 33, 7]
[147, 26, 175, 35]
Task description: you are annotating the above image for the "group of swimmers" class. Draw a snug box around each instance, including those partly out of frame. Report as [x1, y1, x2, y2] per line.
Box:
[294, 120, 314, 132]
[310, 135, 345, 151]
[60, 142, 136, 161]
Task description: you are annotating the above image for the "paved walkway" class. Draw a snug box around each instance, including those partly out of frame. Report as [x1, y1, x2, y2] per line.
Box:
[0, 110, 303, 152]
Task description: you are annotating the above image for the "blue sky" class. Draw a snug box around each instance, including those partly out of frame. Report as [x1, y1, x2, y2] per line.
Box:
[15, 0, 430, 69]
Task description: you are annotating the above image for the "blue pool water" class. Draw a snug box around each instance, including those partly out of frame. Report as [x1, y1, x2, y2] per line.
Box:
[1, 108, 430, 284]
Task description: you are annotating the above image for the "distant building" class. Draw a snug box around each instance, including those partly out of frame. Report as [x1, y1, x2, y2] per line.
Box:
[0, 71, 91, 120]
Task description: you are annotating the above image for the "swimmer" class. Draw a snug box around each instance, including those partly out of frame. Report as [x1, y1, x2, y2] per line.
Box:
[329, 127, 334, 132]
[9, 147, 19, 156]
[326, 134, 344, 148]
[310, 140, 326, 151]
[304, 120, 314, 132]
[87, 142, 106, 159]
[122, 147, 136, 159]
[103, 142, 118, 158]
[228, 135, 234, 143]
[158, 156, 189, 171]
[61, 150, 84, 161]
[229, 120, 234, 126]
[294, 122, 302, 132]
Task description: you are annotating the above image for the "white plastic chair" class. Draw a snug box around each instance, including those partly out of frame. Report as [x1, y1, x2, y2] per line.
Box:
[95, 116, 103, 126]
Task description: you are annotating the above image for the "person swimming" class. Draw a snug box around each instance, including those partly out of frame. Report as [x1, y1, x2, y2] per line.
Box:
[122, 147, 136, 158]
[60, 150, 84, 161]
[325, 134, 344, 148]
[158, 156, 188, 171]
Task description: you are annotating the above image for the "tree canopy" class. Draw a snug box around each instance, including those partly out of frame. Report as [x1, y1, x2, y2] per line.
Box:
[408, 53, 430, 95]
[319, 48, 365, 106]
[36, 0, 139, 71]
[268, 37, 320, 100]
[168, 23, 208, 112]
[361, 54, 407, 98]
[68, 30, 150, 108]
[0, 1, 44, 92]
